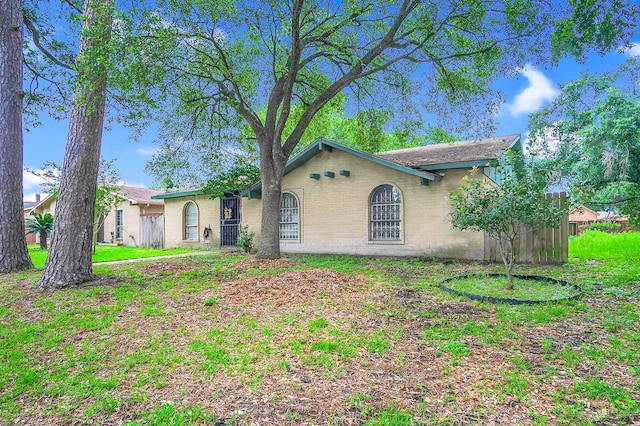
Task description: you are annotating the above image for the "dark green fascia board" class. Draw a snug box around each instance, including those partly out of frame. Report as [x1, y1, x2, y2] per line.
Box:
[241, 137, 442, 199]
[151, 189, 206, 199]
[418, 160, 492, 171]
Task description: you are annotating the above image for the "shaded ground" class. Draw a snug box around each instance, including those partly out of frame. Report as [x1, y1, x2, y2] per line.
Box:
[1, 254, 639, 425]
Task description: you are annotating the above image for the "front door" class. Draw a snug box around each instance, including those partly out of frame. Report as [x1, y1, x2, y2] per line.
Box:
[220, 196, 240, 246]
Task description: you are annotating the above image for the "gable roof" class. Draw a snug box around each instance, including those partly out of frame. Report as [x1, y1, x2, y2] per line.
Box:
[120, 185, 164, 205]
[27, 193, 56, 215]
[376, 134, 521, 171]
[243, 137, 444, 199]
[23, 200, 39, 210]
[150, 135, 522, 200]
[242, 135, 521, 199]
[27, 186, 164, 214]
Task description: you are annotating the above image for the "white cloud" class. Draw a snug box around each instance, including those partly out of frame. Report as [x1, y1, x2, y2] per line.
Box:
[138, 147, 158, 156]
[508, 64, 559, 117]
[626, 42, 640, 56]
[23, 170, 46, 190]
[122, 182, 148, 188]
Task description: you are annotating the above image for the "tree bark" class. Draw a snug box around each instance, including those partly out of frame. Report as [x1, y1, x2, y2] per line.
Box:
[36, 0, 113, 289]
[256, 137, 287, 259]
[0, 0, 33, 273]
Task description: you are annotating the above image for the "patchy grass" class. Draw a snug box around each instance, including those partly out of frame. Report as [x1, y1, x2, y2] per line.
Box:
[28, 244, 199, 268]
[442, 274, 580, 301]
[1, 235, 639, 424]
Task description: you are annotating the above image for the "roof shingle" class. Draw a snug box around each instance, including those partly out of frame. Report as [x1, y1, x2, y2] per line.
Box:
[376, 134, 520, 169]
[119, 186, 165, 204]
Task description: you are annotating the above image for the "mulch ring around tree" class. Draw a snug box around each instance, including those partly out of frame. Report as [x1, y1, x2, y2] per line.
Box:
[439, 273, 582, 305]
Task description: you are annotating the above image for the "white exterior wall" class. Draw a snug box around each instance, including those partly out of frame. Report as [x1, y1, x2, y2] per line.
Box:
[102, 202, 164, 246]
[163, 194, 222, 248]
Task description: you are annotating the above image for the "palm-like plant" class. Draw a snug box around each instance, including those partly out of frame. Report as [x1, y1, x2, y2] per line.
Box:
[25, 213, 54, 250]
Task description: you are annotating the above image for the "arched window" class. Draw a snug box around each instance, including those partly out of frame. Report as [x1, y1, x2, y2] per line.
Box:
[370, 185, 401, 241]
[184, 201, 198, 240]
[280, 193, 299, 240]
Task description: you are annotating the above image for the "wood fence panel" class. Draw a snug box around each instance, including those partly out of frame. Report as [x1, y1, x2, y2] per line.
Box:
[484, 232, 496, 262]
[560, 193, 569, 261]
[483, 192, 568, 265]
[140, 214, 164, 249]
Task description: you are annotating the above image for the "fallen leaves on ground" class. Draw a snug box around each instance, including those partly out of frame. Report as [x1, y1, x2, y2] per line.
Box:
[2, 256, 639, 425]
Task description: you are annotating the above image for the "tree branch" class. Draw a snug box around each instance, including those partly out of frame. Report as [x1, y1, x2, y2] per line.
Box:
[23, 16, 74, 71]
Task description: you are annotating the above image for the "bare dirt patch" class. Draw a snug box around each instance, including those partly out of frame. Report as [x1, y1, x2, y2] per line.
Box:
[220, 267, 370, 306]
[136, 261, 203, 276]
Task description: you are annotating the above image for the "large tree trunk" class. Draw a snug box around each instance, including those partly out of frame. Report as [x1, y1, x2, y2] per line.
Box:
[0, 0, 33, 273]
[256, 139, 287, 259]
[36, 0, 113, 289]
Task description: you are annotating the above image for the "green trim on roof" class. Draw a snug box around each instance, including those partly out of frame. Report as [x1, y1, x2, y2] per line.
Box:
[418, 160, 493, 171]
[151, 189, 206, 199]
[242, 137, 441, 198]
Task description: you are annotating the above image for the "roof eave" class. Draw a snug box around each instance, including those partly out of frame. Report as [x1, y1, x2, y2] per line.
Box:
[241, 137, 441, 198]
[417, 159, 495, 171]
[151, 189, 206, 199]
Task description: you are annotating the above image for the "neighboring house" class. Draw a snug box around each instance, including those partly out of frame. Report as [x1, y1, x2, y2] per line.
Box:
[23, 194, 42, 244]
[28, 186, 165, 248]
[569, 205, 628, 235]
[27, 193, 57, 246]
[101, 186, 165, 247]
[153, 135, 524, 260]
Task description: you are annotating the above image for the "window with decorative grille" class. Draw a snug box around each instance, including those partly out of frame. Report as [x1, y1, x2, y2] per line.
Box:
[184, 202, 198, 240]
[370, 185, 401, 241]
[280, 193, 299, 240]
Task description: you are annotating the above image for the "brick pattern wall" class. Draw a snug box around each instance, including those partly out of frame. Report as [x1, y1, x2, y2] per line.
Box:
[241, 149, 484, 259]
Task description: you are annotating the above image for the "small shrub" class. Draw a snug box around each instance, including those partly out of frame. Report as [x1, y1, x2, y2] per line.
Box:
[236, 225, 255, 253]
[580, 221, 621, 233]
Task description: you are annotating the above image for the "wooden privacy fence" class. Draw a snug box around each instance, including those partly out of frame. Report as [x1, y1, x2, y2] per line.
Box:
[140, 214, 164, 249]
[484, 192, 569, 264]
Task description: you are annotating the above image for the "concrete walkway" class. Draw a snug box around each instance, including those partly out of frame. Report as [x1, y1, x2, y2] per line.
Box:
[92, 249, 241, 266]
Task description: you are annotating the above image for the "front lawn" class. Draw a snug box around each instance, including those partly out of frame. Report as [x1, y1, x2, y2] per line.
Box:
[1, 233, 638, 424]
[28, 244, 199, 268]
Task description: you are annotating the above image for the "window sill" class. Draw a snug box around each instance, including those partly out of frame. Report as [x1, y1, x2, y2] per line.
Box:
[368, 240, 404, 245]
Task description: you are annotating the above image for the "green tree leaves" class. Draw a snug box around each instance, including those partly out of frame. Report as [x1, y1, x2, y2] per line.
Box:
[449, 151, 566, 288]
[529, 56, 640, 226]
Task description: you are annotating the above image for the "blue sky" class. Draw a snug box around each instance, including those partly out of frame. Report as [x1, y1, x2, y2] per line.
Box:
[22, 38, 640, 201]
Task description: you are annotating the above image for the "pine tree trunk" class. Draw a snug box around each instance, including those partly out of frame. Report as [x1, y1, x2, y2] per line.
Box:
[256, 139, 286, 259]
[36, 0, 113, 289]
[0, 0, 33, 273]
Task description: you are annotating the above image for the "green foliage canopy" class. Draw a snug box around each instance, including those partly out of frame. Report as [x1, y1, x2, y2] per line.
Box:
[529, 56, 640, 226]
[117, 0, 638, 258]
